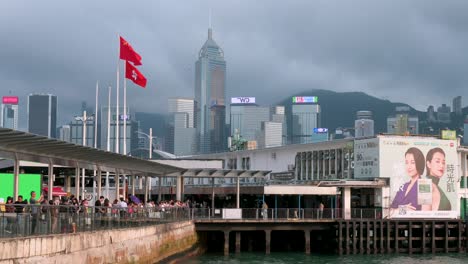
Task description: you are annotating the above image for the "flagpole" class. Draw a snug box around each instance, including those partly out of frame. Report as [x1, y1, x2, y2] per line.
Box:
[123, 62, 127, 156]
[93, 81, 99, 201]
[106, 85, 112, 199]
[115, 34, 120, 154]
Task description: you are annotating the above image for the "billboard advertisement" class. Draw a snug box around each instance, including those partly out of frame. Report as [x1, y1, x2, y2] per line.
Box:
[231, 97, 256, 104]
[2, 96, 19, 105]
[292, 96, 318, 104]
[357, 136, 459, 218]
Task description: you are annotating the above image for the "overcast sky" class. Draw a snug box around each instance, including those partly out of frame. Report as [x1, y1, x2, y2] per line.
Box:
[1, 0, 468, 129]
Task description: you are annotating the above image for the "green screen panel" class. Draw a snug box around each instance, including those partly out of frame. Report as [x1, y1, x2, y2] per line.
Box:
[0, 173, 42, 202]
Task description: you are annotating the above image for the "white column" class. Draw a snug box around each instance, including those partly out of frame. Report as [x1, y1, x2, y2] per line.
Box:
[158, 176, 162, 202]
[48, 162, 54, 201]
[342, 187, 351, 220]
[176, 176, 182, 201]
[97, 168, 102, 198]
[131, 175, 135, 196]
[13, 157, 19, 201]
[236, 177, 240, 208]
[115, 171, 120, 200]
[75, 167, 80, 199]
[144, 176, 149, 203]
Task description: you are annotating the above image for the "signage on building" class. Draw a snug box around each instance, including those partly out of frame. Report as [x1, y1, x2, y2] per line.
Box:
[354, 136, 459, 219]
[441, 130, 456, 140]
[313, 127, 328, 134]
[270, 171, 295, 181]
[119, 114, 130, 121]
[292, 96, 318, 104]
[231, 97, 256, 104]
[2, 96, 18, 105]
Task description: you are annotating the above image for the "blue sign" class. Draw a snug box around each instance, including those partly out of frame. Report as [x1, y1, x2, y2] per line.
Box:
[314, 128, 328, 134]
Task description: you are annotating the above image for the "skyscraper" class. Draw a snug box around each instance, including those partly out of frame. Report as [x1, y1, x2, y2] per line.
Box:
[28, 94, 57, 138]
[168, 98, 197, 156]
[354, 110, 374, 138]
[100, 106, 138, 154]
[230, 98, 270, 143]
[195, 27, 226, 154]
[387, 107, 419, 135]
[289, 96, 321, 144]
[453, 96, 462, 116]
[437, 104, 451, 123]
[1, 96, 19, 130]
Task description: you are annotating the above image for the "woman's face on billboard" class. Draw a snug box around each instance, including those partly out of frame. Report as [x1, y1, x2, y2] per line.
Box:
[405, 153, 418, 178]
[427, 152, 446, 178]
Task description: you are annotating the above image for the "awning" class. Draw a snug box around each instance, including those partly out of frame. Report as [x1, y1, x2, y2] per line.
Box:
[42, 187, 67, 196]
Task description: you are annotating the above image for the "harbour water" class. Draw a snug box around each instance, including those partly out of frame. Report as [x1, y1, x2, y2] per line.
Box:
[181, 252, 468, 264]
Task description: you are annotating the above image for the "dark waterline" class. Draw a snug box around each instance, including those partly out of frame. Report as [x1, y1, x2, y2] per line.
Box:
[181, 252, 468, 264]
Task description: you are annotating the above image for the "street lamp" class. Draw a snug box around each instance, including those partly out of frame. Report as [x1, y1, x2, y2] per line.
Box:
[74, 110, 94, 200]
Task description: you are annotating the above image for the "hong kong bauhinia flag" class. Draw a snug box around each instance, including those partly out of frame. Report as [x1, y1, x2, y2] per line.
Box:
[125, 61, 147, 88]
[120, 36, 142, 66]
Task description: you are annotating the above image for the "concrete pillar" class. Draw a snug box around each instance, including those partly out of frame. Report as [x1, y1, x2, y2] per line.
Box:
[176, 176, 182, 201]
[13, 157, 19, 201]
[265, 229, 271, 255]
[144, 176, 149, 203]
[75, 167, 80, 199]
[131, 175, 135, 196]
[236, 177, 240, 208]
[158, 176, 162, 202]
[81, 168, 85, 200]
[122, 174, 126, 199]
[305, 230, 311, 254]
[224, 231, 230, 256]
[235, 232, 241, 254]
[139, 176, 143, 190]
[211, 178, 215, 216]
[97, 169, 102, 198]
[115, 171, 120, 200]
[342, 187, 351, 220]
[65, 175, 71, 194]
[48, 162, 54, 201]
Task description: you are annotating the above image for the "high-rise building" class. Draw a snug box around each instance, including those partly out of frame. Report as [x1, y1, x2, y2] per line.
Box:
[27, 94, 57, 138]
[271, 106, 287, 145]
[230, 98, 270, 144]
[168, 98, 197, 156]
[100, 106, 138, 154]
[195, 27, 226, 154]
[354, 110, 374, 138]
[387, 106, 419, 134]
[427, 105, 436, 123]
[453, 96, 462, 116]
[57, 125, 71, 142]
[289, 96, 320, 144]
[1, 96, 19, 130]
[259, 121, 283, 148]
[69, 113, 97, 147]
[437, 104, 451, 123]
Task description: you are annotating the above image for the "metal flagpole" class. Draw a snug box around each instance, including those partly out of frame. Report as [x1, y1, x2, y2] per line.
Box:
[82, 110, 87, 200]
[106, 85, 112, 199]
[115, 34, 120, 154]
[123, 62, 127, 156]
[93, 81, 99, 202]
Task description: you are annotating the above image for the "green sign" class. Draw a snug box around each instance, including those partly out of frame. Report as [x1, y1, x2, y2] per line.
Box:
[0, 173, 42, 202]
[441, 130, 456, 140]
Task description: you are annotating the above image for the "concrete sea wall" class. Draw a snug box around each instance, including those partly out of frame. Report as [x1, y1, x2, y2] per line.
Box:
[0, 221, 199, 264]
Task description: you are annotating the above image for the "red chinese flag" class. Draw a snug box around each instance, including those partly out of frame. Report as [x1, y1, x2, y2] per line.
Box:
[125, 61, 147, 88]
[119, 36, 142, 66]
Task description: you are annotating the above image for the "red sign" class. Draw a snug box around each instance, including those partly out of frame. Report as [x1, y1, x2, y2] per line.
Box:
[2, 96, 18, 105]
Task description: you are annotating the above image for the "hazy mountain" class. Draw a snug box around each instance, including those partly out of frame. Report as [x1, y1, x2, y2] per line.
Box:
[277, 89, 423, 134]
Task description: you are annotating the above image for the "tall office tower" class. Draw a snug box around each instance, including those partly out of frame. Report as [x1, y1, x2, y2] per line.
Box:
[100, 106, 138, 154]
[354, 110, 374, 138]
[28, 94, 57, 138]
[230, 97, 270, 144]
[259, 121, 283, 148]
[271, 105, 287, 145]
[195, 27, 226, 154]
[57, 125, 71, 142]
[1, 96, 19, 130]
[453, 96, 462, 116]
[168, 98, 197, 156]
[289, 96, 320, 144]
[69, 113, 97, 147]
[427, 105, 436, 123]
[387, 107, 419, 135]
[437, 104, 451, 123]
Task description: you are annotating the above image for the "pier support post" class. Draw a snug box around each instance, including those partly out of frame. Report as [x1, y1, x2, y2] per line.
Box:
[75, 167, 80, 199]
[224, 231, 230, 256]
[13, 157, 20, 201]
[305, 230, 311, 254]
[48, 161, 54, 201]
[342, 187, 351, 220]
[235, 232, 241, 254]
[265, 229, 271, 255]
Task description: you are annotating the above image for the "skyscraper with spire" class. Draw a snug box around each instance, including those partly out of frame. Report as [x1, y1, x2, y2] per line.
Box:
[195, 27, 227, 153]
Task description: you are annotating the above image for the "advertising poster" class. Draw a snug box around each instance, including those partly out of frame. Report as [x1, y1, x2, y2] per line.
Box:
[380, 137, 459, 219]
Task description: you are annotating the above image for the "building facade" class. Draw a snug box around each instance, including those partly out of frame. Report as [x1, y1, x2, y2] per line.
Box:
[195, 27, 227, 154]
[1, 96, 19, 130]
[27, 94, 57, 138]
[230, 101, 270, 143]
[354, 110, 374, 138]
[168, 98, 197, 156]
[437, 104, 451, 123]
[453, 96, 462, 116]
[289, 96, 320, 144]
[100, 106, 138, 154]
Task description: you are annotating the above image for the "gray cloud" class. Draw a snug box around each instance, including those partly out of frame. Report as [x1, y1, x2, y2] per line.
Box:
[1, 0, 468, 130]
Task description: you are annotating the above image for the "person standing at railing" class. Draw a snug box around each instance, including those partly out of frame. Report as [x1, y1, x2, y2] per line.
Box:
[29, 191, 44, 235]
[4, 197, 14, 234]
[262, 202, 268, 220]
[13, 195, 28, 235]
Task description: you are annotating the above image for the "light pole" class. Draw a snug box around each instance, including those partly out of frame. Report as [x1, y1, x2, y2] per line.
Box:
[136, 128, 157, 201]
[75, 110, 94, 200]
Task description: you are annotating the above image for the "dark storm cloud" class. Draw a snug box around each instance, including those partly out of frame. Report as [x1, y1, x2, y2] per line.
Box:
[1, 0, 468, 129]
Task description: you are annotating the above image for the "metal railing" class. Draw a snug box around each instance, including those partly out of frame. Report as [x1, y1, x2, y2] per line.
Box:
[0, 204, 190, 239]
